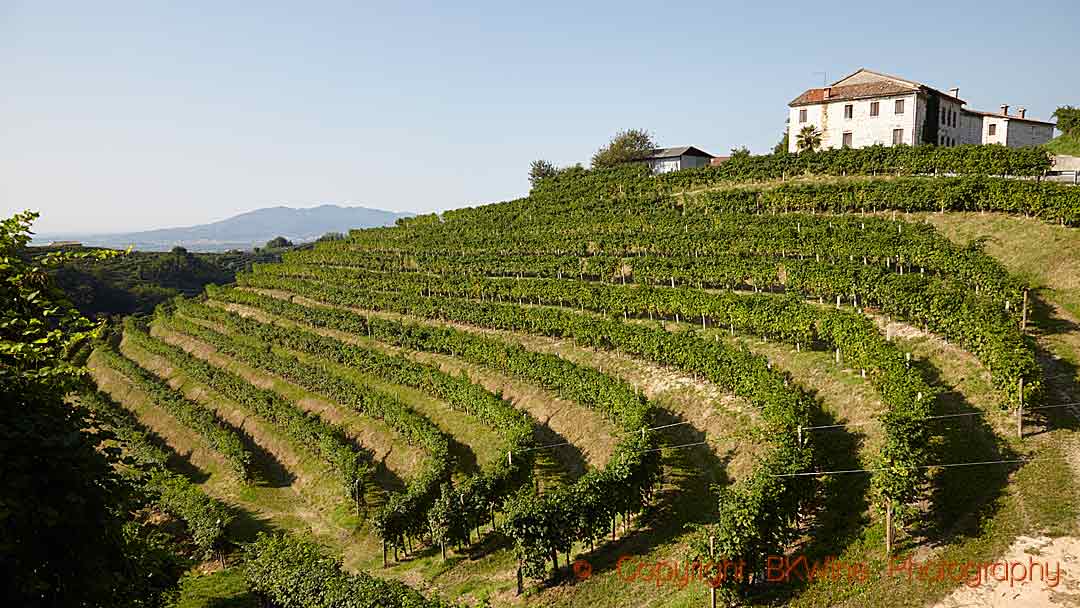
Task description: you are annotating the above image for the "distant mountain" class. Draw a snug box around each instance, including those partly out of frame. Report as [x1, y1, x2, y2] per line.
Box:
[34, 204, 412, 252]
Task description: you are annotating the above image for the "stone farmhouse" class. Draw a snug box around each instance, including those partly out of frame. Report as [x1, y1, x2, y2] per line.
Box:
[787, 68, 1056, 153]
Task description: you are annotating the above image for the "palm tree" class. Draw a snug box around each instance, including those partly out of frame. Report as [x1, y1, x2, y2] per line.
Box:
[796, 125, 822, 152]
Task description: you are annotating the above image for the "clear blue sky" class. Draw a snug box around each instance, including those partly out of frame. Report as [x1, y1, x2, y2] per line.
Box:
[2, 0, 1076, 234]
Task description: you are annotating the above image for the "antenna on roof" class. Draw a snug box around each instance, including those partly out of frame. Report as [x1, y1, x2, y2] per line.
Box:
[813, 71, 828, 86]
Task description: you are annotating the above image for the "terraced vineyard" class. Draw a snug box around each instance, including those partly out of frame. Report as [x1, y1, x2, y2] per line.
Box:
[86, 148, 1080, 607]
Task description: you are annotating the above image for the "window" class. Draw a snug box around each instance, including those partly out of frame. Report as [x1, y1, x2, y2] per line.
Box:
[951, 111, 956, 127]
[799, 108, 807, 123]
[842, 132, 853, 147]
[870, 101, 879, 116]
[892, 128, 904, 145]
[941, 108, 946, 124]
[989, 124, 997, 136]
[844, 104, 854, 119]
[895, 99, 905, 114]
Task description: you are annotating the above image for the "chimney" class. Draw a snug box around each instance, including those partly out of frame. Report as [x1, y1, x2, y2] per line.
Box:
[1018, 107, 1027, 119]
[823, 87, 832, 100]
[948, 87, 960, 98]
[1000, 104, 1010, 116]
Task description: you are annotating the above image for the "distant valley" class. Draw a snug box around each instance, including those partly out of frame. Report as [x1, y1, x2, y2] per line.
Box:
[33, 204, 412, 251]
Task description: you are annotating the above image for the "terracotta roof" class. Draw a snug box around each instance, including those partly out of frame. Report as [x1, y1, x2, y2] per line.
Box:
[961, 108, 1056, 127]
[789, 81, 918, 107]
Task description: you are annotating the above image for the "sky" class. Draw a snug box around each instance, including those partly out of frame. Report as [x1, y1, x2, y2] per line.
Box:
[2, 0, 1077, 234]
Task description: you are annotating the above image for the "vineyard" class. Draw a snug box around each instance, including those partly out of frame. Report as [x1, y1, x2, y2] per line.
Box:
[82, 146, 1080, 607]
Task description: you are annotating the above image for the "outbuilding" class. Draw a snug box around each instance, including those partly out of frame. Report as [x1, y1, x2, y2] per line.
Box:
[641, 146, 714, 174]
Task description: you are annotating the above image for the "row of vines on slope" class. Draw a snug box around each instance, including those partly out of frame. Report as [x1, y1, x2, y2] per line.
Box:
[150, 307, 453, 557]
[243, 268, 1037, 408]
[92, 344, 253, 480]
[88, 344, 455, 607]
[165, 299, 538, 558]
[206, 284, 820, 596]
[120, 318, 372, 516]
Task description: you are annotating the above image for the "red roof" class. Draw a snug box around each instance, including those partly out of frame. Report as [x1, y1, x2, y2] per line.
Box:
[789, 81, 918, 107]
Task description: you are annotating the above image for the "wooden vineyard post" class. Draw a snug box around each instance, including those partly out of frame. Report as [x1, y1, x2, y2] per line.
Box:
[1021, 289, 1029, 331]
[885, 500, 894, 556]
[709, 535, 717, 608]
[1017, 377, 1025, 440]
[797, 425, 803, 447]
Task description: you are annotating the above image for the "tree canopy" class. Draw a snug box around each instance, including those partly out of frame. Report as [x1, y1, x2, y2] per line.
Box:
[1053, 106, 1080, 136]
[265, 236, 294, 249]
[528, 159, 558, 188]
[590, 129, 656, 168]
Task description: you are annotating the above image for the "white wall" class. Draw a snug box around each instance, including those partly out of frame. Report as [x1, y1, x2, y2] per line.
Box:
[648, 158, 681, 173]
[788, 93, 917, 152]
[983, 116, 1009, 145]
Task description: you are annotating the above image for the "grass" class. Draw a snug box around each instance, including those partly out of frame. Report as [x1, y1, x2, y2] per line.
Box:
[1045, 131, 1080, 157]
[916, 212, 1080, 320]
[168, 569, 257, 608]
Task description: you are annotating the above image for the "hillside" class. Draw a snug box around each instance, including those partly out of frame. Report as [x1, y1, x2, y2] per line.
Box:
[78, 146, 1080, 608]
[38, 246, 289, 318]
[1046, 132, 1080, 157]
[35, 204, 412, 251]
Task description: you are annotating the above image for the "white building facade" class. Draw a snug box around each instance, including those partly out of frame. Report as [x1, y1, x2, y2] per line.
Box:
[788, 69, 1055, 152]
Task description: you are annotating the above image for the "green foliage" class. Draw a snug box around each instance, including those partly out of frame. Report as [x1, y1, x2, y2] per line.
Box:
[265, 236, 294, 249]
[41, 246, 282, 318]
[773, 130, 789, 155]
[1053, 105, 1080, 135]
[528, 159, 558, 188]
[796, 125, 822, 152]
[1045, 131, 1080, 157]
[95, 343, 254, 480]
[317, 231, 347, 242]
[242, 532, 459, 607]
[146, 469, 234, 559]
[1, 210, 184, 607]
[590, 128, 656, 168]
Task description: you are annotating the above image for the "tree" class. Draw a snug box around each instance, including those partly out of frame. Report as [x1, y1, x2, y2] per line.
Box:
[265, 236, 293, 249]
[1053, 106, 1080, 135]
[317, 231, 346, 242]
[1, 211, 184, 606]
[590, 129, 656, 168]
[730, 146, 751, 159]
[528, 160, 558, 188]
[773, 131, 790, 155]
[796, 125, 822, 153]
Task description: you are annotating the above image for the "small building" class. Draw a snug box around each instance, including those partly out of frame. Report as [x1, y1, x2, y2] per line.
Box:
[709, 156, 731, 166]
[787, 68, 1055, 152]
[641, 146, 714, 174]
[961, 106, 1056, 148]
